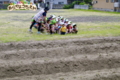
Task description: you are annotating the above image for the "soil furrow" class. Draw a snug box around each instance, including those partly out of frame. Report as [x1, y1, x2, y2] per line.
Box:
[0, 37, 120, 51]
[1, 68, 120, 80]
[0, 42, 119, 60]
[0, 37, 120, 79]
[0, 53, 120, 79]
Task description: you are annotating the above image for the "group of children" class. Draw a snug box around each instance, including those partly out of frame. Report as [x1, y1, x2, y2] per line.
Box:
[32, 15, 78, 35]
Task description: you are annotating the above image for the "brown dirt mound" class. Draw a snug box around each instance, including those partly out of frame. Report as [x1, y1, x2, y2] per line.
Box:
[0, 37, 120, 80]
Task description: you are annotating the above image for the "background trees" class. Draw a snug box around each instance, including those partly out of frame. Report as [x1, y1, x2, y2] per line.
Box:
[63, 0, 92, 9]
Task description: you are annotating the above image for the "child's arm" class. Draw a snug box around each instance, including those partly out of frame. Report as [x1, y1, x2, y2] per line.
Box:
[65, 27, 67, 33]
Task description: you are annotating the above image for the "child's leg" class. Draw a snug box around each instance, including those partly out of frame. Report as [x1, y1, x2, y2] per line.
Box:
[75, 30, 78, 34]
[56, 30, 58, 33]
[50, 30, 53, 34]
[44, 28, 48, 34]
[61, 32, 65, 35]
[38, 23, 42, 32]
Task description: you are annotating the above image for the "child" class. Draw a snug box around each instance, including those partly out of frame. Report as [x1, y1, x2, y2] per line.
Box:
[34, 23, 39, 29]
[48, 15, 53, 20]
[45, 20, 50, 33]
[54, 22, 59, 33]
[67, 22, 72, 33]
[64, 19, 69, 27]
[49, 24, 55, 34]
[50, 15, 56, 25]
[60, 23, 67, 35]
[72, 23, 78, 34]
[40, 21, 45, 33]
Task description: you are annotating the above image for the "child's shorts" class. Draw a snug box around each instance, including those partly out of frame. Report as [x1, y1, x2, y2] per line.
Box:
[61, 32, 66, 35]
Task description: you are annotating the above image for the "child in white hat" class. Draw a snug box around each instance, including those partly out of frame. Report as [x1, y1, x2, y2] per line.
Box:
[66, 21, 73, 33]
[72, 23, 78, 34]
[59, 23, 67, 35]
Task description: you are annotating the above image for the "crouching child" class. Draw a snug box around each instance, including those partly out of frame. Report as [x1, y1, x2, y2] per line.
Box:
[49, 24, 55, 34]
[72, 23, 78, 34]
[60, 23, 67, 35]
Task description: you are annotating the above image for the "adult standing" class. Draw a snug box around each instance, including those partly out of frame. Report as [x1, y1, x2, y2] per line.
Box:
[29, 7, 49, 34]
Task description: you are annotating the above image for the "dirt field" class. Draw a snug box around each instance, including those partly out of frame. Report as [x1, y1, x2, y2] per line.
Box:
[0, 9, 120, 80]
[0, 37, 120, 80]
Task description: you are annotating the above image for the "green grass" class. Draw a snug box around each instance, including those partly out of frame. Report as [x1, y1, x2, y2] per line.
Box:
[0, 8, 8, 10]
[0, 9, 120, 43]
[0, 23, 120, 43]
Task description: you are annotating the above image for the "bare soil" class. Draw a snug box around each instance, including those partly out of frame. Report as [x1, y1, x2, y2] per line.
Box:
[0, 37, 120, 80]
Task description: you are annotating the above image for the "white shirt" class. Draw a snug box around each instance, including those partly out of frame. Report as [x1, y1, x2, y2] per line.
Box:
[33, 9, 44, 22]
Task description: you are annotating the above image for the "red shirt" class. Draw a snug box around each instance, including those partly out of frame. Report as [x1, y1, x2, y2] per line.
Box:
[67, 26, 72, 30]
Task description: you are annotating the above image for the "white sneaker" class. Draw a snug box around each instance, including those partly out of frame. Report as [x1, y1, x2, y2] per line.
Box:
[37, 31, 41, 34]
[46, 33, 49, 35]
[28, 29, 32, 33]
